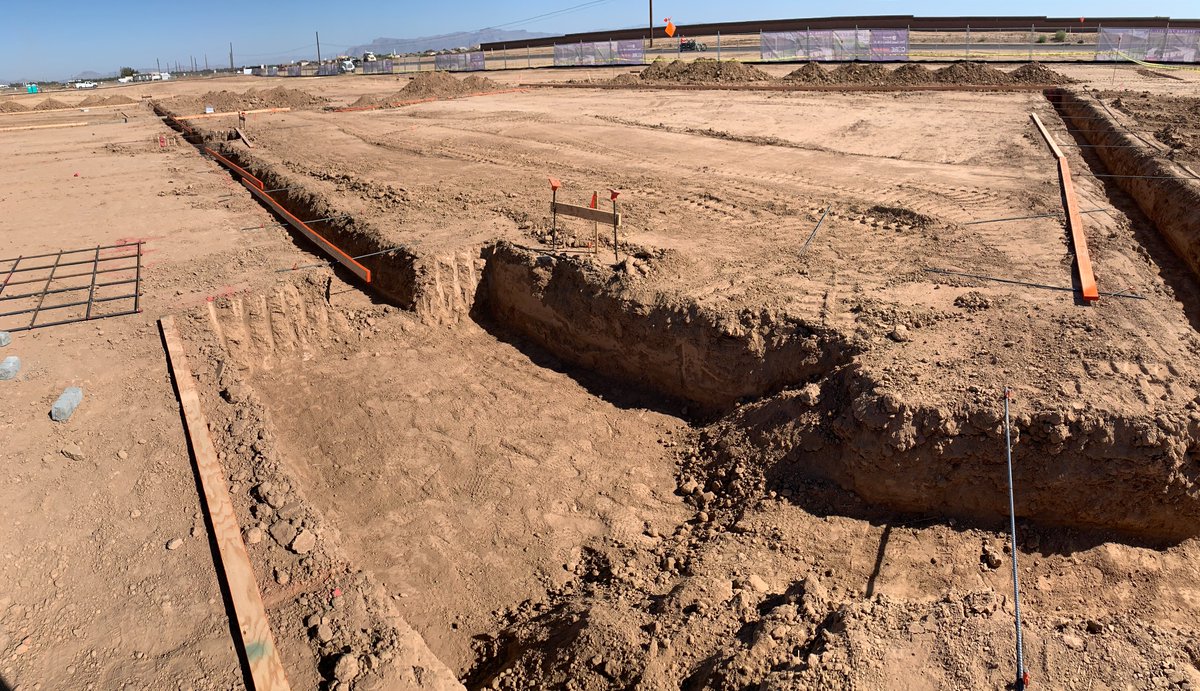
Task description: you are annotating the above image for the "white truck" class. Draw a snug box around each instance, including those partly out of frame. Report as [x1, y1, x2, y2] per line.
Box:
[73, 81, 98, 89]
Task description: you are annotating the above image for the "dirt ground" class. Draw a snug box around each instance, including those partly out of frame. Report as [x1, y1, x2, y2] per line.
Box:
[3, 62, 1200, 690]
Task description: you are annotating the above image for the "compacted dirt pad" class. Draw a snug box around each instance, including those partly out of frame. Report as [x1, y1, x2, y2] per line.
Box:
[5, 65, 1200, 690]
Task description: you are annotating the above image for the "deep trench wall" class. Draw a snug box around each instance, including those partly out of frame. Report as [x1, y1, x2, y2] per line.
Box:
[712, 372, 1200, 541]
[479, 242, 852, 413]
[155, 106, 482, 323]
[215, 145, 485, 324]
[1054, 88, 1200, 278]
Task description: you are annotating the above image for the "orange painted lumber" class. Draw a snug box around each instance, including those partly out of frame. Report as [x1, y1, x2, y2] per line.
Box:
[159, 315, 292, 691]
[240, 179, 371, 283]
[1030, 113, 1099, 302]
[204, 147, 264, 190]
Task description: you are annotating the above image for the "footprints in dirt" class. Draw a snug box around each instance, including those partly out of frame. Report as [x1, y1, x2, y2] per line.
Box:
[1085, 358, 1186, 404]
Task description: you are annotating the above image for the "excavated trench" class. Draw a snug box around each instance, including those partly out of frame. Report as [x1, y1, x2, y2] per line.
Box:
[165, 92, 1200, 682]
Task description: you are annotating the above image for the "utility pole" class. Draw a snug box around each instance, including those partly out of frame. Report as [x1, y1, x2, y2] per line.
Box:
[649, 0, 653, 47]
[156, 58, 161, 73]
[204, 54, 209, 71]
[316, 31, 322, 64]
[229, 42, 235, 71]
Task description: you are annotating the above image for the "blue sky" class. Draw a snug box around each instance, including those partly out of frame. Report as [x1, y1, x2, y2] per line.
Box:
[1, 0, 1195, 82]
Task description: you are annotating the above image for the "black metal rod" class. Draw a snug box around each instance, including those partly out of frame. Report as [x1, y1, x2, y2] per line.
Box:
[0, 242, 141, 264]
[133, 242, 142, 315]
[275, 245, 408, 273]
[240, 213, 352, 232]
[962, 207, 1108, 225]
[1, 292, 138, 320]
[28, 250, 62, 329]
[4, 307, 141, 333]
[1003, 388, 1027, 690]
[0, 263, 137, 290]
[84, 246, 100, 321]
[0, 255, 20, 298]
[0, 278, 138, 303]
[2, 251, 143, 276]
[800, 204, 831, 255]
[924, 268, 1146, 299]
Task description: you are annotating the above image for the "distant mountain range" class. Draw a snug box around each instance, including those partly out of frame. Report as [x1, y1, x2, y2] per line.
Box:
[346, 29, 552, 57]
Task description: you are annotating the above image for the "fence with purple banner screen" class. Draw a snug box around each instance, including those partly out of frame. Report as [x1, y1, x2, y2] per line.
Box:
[554, 40, 644, 67]
[435, 52, 486, 72]
[1097, 27, 1200, 63]
[761, 29, 909, 61]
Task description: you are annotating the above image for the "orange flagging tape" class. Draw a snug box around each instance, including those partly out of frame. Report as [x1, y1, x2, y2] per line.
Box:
[1030, 113, 1099, 302]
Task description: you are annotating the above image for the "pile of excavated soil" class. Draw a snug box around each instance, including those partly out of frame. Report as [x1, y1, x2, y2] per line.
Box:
[782, 63, 834, 84]
[641, 58, 771, 83]
[933, 61, 1013, 85]
[158, 87, 327, 115]
[102, 94, 137, 105]
[0, 100, 28, 112]
[889, 62, 936, 84]
[609, 72, 641, 86]
[31, 98, 71, 111]
[77, 94, 109, 107]
[1008, 62, 1076, 84]
[349, 72, 503, 107]
[827, 63, 890, 84]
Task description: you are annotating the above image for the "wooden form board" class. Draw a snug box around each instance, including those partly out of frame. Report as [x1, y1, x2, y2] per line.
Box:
[159, 316, 292, 691]
[552, 201, 621, 226]
[240, 179, 372, 282]
[1030, 113, 1100, 302]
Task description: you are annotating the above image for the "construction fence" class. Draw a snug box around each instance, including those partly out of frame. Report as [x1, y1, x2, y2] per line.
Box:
[553, 40, 646, 67]
[247, 24, 1199, 79]
[1096, 27, 1200, 62]
[760, 29, 909, 61]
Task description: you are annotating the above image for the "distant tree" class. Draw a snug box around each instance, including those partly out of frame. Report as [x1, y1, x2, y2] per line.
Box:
[1053, 29, 1067, 43]
[119, 66, 137, 77]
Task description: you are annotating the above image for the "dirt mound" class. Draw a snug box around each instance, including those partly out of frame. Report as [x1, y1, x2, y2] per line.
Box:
[827, 62, 890, 84]
[77, 94, 108, 107]
[398, 71, 502, 99]
[1008, 62, 1075, 84]
[641, 58, 772, 83]
[349, 72, 503, 107]
[103, 94, 138, 105]
[933, 61, 1013, 85]
[158, 87, 327, 115]
[0, 100, 28, 113]
[889, 62, 936, 85]
[32, 98, 71, 111]
[866, 204, 934, 228]
[783, 63, 834, 83]
[609, 72, 641, 86]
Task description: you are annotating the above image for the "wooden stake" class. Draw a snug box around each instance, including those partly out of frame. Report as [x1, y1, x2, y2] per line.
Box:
[159, 316, 292, 691]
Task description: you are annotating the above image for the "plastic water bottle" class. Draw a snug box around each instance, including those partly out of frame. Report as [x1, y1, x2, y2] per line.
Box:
[51, 387, 84, 422]
[0, 331, 10, 347]
[0, 356, 19, 381]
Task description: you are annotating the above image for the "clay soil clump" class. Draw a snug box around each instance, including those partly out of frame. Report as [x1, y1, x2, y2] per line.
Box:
[641, 58, 772, 83]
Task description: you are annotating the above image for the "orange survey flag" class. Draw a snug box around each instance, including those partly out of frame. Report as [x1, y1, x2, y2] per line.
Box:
[664, 18, 676, 38]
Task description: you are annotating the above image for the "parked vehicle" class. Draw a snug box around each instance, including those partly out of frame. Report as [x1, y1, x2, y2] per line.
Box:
[679, 37, 708, 52]
[73, 81, 98, 89]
